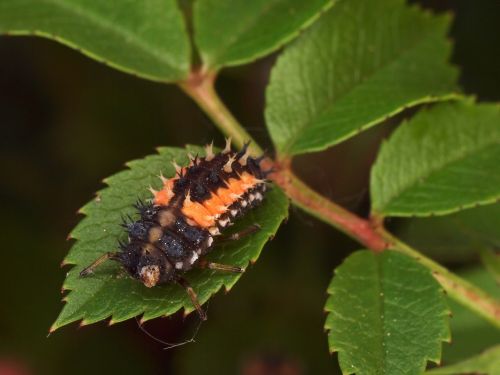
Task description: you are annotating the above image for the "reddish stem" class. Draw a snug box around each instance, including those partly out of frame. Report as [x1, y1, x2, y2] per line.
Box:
[269, 158, 388, 251]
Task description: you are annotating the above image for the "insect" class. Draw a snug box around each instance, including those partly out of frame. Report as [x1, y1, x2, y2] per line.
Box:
[80, 139, 269, 320]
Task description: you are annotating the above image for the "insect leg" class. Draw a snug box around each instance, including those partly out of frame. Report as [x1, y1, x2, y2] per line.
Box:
[197, 259, 244, 273]
[79, 252, 120, 277]
[177, 276, 207, 321]
[218, 224, 261, 243]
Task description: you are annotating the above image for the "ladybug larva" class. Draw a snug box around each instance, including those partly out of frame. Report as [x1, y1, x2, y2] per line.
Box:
[80, 139, 269, 320]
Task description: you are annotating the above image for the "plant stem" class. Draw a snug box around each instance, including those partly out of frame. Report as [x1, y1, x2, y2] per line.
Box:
[179, 71, 500, 329]
[179, 70, 262, 155]
[275, 165, 500, 328]
[272, 164, 388, 251]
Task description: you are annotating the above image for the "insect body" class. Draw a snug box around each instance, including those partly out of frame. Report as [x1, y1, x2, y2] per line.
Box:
[80, 140, 268, 320]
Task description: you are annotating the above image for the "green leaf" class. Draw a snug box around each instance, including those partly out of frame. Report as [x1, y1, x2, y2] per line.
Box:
[325, 250, 450, 375]
[393, 203, 500, 263]
[0, 0, 190, 82]
[440, 267, 500, 365]
[371, 101, 500, 217]
[193, 0, 333, 70]
[426, 345, 500, 374]
[265, 0, 459, 156]
[51, 146, 289, 331]
[479, 248, 500, 284]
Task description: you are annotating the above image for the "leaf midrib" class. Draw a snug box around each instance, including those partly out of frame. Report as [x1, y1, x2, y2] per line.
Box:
[280, 21, 444, 154]
[378, 139, 500, 213]
[31, 0, 186, 72]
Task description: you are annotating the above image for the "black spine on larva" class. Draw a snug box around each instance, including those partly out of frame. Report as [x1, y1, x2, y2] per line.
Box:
[123, 219, 155, 242]
[116, 240, 143, 275]
[134, 200, 159, 221]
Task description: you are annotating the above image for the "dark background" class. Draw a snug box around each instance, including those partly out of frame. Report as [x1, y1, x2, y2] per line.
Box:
[0, 1, 498, 374]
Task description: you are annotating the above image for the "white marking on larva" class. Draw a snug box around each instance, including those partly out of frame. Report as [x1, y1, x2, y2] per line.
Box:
[158, 209, 175, 227]
[249, 194, 255, 202]
[140, 265, 160, 288]
[241, 200, 248, 207]
[231, 209, 238, 217]
[148, 186, 158, 196]
[255, 192, 263, 201]
[223, 137, 232, 154]
[189, 252, 199, 264]
[219, 218, 229, 227]
[175, 262, 183, 269]
[230, 193, 240, 200]
[196, 249, 202, 254]
[238, 149, 250, 166]
[223, 155, 236, 173]
[148, 226, 163, 242]
[159, 171, 168, 184]
[171, 161, 182, 174]
[209, 227, 220, 236]
[205, 142, 214, 161]
[207, 236, 214, 246]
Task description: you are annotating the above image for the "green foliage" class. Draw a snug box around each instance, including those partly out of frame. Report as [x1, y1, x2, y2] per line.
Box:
[441, 267, 500, 365]
[265, 0, 459, 156]
[2, 0, 498, 372]
[0, 0, 190, 82]
[371, 101, 500, 217]
[480, 248, 500, 283]
[394, 203, 500, 263]
[194, 0, 333, 70]
[51, 146, 289, 331]
[325, 251, 450, 375]
[427, 345, 500, 374]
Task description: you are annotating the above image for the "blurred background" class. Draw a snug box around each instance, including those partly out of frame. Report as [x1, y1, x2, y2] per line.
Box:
[0, 1, 498, 374]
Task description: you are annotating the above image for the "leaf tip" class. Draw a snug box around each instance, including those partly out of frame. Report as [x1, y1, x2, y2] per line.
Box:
[48, 323, 58, 334]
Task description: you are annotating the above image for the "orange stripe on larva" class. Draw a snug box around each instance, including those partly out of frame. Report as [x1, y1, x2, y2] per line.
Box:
[226, 178, 246, 195]
[240, 171, 258, 186]
[215, 172, 259, 206]
[154, 188, 173, 206]
[181, 198, 215, 228]
[154, 175, 177, 206]
[215, 187, 236, 206]
[202, 194, 227, 216]
[163, 178, 175, 190]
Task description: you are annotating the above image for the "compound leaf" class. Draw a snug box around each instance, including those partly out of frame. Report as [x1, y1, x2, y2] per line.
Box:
[51, 146, 288, 331]
[194, 0, 333, 70]
[426, 345, 500, 374]
[325, 250, 450, 375]
[371, 101, 500, 217]
[0, 0, 190, 82]
[265, 0, 459, 156]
